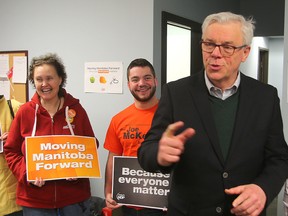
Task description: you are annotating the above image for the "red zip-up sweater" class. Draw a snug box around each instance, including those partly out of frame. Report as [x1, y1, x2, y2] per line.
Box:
[4, 89, 96, 208]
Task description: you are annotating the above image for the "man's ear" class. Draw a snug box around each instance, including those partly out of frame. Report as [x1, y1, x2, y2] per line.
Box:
[241, 46, 251, 62]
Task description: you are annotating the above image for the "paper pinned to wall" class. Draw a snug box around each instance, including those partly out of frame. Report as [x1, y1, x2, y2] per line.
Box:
[12, 56, 27, 84]
[0, 55, 9, 78]
[0, 77, 10, 99]
[84, 61, 123, 94]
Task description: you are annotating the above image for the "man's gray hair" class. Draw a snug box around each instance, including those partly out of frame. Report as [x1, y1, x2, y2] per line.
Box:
[202, 11, 255, 45]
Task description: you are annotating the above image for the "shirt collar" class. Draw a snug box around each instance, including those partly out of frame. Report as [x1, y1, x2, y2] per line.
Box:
[204, 71, 241, 100]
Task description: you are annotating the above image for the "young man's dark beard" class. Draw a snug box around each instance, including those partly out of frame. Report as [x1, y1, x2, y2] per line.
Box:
[131, 86, 156, 102]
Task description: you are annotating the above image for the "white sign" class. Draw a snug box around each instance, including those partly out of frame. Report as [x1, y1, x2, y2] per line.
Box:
[84, 62, 123, 94]
[0, 55, 9, 78]
[0, 78, 10, 99]
[12, 56, 27, 83]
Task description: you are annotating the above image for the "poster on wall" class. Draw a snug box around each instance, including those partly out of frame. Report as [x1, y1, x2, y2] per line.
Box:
[0, 77, 10, 99]
[84, 61, 123, 94]
[0, 55, 11, 99]
[12, 56, 27, 84]
[0, 54, 9, 78]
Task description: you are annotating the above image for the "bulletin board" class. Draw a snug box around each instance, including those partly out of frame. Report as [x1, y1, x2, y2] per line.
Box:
[0, 50, 29, 103]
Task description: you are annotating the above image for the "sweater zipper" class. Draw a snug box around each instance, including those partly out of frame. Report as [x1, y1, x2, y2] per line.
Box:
[51, 116, 57, 207]
[51, 116, 54, 134]
[54, 181, 57, 208]
[51, 105, 60, 135]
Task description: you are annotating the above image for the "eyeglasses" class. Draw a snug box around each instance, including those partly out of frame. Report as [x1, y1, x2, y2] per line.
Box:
[200, 40, 247, 57]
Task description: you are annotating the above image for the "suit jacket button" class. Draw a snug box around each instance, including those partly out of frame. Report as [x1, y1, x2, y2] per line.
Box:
[223, 172, 229, 178]
[216, 206, 222, 213]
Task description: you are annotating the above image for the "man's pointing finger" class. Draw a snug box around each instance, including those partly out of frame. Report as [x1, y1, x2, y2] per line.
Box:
[164, 121, 185, 137]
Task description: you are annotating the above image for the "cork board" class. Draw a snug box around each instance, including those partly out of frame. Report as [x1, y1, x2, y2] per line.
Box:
[0, 50, 28, 103]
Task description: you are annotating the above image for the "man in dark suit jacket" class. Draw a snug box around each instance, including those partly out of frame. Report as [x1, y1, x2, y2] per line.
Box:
[137, 11, 288, 216]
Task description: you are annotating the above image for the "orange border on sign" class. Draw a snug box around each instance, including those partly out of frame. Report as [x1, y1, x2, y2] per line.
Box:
[25, 135, 101, 181]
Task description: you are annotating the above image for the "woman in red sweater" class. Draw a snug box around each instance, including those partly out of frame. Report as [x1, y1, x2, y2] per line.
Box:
[4, 53, 96, 216]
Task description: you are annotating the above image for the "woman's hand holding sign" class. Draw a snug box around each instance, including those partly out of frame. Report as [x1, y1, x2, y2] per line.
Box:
[157, 121, 195, 167]
[30, 177, 45, 187]
[105, 192, 122, 209]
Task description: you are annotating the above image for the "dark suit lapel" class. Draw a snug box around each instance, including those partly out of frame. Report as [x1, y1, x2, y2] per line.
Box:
[226, 73, 254, 162]
[189, 72, 226, 165]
